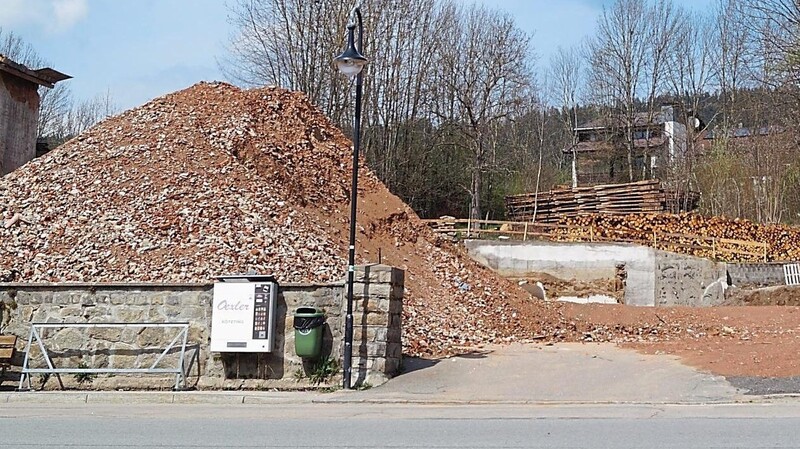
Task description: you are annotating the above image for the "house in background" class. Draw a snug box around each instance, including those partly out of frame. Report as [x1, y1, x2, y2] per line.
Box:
[562, 104, 688, 186]
[0, 55, 70, 176]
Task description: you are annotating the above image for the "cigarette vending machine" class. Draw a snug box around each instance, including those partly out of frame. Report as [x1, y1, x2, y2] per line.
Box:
[210, 275, 278, 352]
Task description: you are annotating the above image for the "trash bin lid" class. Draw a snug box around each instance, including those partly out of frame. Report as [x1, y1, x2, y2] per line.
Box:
[295, 306, 322, 315]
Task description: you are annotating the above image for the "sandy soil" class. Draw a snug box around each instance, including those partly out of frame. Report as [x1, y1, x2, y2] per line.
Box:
[510, 272, 624, 302]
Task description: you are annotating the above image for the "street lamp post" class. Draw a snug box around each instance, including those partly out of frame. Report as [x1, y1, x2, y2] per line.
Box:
[334, 6, 368, 390]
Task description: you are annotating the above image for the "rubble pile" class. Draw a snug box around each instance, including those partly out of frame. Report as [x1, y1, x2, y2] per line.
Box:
[0, 82, 562, 356]
[0, 83, 361, 283]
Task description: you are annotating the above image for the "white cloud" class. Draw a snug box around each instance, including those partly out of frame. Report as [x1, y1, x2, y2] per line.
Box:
[0, 0, 88, 33]
[52, 0, 89, 32]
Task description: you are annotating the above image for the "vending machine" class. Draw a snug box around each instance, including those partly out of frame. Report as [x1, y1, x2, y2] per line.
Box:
[210, 275, 278, 352]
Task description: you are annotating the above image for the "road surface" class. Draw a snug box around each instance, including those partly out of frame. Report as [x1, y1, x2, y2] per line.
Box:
[2, 402, 800, 448]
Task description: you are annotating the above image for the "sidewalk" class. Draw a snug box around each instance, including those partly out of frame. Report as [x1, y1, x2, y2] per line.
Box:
[323, 343, 743, 404]
[0, 343, 765, 406]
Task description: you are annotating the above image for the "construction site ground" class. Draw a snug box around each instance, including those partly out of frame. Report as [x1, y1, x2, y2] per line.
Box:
[2, 82, 798, 390]
[502, 271, 799, 380]
[561, 302, 800, 379]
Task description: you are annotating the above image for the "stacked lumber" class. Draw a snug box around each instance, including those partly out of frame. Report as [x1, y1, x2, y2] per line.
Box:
[505, 180, 679, 223]
[428, 215, 457, 236]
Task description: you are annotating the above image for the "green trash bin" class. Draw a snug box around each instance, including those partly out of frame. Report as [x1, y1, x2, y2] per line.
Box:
[294, 307, 325, 359]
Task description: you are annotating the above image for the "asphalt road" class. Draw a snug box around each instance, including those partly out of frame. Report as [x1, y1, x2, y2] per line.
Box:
[2, 403, 800, 448]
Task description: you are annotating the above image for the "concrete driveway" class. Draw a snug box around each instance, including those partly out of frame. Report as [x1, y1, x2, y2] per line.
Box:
[337, 343, 740, 404]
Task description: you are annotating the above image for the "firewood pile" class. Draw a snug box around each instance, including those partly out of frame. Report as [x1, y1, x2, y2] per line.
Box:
[552, 213, 800, 262]
[505, 180, 699, 223]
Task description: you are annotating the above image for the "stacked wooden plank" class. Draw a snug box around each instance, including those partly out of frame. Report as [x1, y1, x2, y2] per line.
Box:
[505, 180, 696, 223]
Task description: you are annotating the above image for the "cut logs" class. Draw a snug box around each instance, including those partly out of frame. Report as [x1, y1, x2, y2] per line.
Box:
[553, 213, 800, 263]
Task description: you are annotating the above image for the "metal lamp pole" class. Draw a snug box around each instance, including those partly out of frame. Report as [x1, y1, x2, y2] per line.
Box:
[334, 6, 367, 390]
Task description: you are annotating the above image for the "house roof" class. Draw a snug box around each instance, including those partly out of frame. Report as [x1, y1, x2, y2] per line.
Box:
[562, 136, 667, 154]
[576, 112, 666, 131]
[0, 54, 71, 88]
[702, 126, 784, 140]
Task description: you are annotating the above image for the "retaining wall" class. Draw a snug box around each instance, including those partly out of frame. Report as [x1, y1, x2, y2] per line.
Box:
[654, 251, 727, 306]
[0, 264, 403, 390]
[727, 263, 787, 288]
[465, 240, 727, 307]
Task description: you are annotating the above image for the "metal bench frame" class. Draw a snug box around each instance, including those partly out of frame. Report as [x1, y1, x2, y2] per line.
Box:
[18, 322, 190, 391]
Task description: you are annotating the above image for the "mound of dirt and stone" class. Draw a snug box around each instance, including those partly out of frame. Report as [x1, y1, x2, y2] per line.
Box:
[724, 285, 800, 307]
[0, 82, 565, 357]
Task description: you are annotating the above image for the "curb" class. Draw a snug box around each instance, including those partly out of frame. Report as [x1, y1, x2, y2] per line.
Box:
[2, 390, 795, 406]
[1, 391, 325, 405]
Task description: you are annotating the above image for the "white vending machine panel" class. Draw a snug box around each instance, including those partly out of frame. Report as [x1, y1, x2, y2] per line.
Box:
[210, 277, 277, 352]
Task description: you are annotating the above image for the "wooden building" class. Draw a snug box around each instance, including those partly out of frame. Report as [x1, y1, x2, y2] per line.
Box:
[0, 55, 70, 175]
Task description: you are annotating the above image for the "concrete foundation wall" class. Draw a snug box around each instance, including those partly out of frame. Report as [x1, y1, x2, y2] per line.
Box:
[465, 240, 726, 307]
[654, 250, 727, 306]
[0, 72, 39, 175]
[0, 264, 403, 390]
[465, 240, 655, 306]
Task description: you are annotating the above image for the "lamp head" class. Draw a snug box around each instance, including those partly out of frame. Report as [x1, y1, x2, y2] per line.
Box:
[334, 25, 368, 77]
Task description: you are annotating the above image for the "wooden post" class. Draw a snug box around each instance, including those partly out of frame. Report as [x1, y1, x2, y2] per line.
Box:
[523, 222, 529, 241]
[467, 216, 471, 239]
[589, 226, 594, 242]
[764, 242, 768, 262]
[652, 232, 657, 248]
[712, 238, 717, 260]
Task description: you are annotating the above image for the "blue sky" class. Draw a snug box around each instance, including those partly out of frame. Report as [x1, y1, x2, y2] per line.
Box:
[1, 0, 718, 111]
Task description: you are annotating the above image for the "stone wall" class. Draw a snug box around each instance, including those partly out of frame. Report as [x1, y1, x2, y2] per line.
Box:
[727, 263, 787, 288]
[0, 264, 403, 390]
[1, 71, 39, 175]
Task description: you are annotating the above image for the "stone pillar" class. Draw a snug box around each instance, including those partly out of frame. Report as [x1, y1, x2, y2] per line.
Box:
[348, 264, 404, 387]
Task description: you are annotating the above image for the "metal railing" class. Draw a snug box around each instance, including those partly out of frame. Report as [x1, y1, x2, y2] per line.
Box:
[784, 263, 800, 286]
[18, 322, 191, 391]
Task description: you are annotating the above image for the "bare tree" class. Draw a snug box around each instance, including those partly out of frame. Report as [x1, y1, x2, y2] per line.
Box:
[433, 4, 534, 222]
[0, 29, 42, 67]
[588, 0, 650, 182]
[59, 90, 118, 140]
[664, 13, 716, 207]
[742, 0, 800, 87]
[221, 0, 352, 123]
[549, 46, 583, 187]
[715, 0, 753, 130]
[640, 0, 683, 179]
